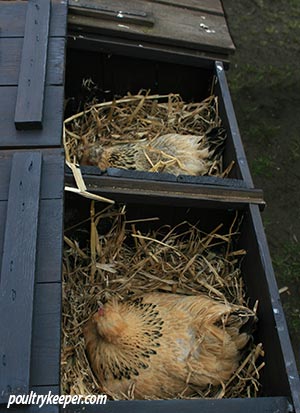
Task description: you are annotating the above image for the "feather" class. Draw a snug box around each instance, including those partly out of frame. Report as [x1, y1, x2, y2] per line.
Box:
[80, 134, 215, 176]
[83, 292, 256, 399]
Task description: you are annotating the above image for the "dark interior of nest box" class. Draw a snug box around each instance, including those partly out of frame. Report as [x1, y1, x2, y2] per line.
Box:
[65, 47, 243, 180]
[64, 193, 291, 399]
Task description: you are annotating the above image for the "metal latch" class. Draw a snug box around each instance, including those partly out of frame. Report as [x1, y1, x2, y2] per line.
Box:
[69, 1, 154, 27]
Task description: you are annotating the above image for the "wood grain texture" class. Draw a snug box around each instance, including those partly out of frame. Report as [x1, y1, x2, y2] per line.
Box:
[63, 397, 291, 413]
[64, 173, 265, 209]
[0, 149, 64, 201]
[0, 0, 67, 38]
[150, 0, 224, 15]
[67, 33, 227, 68]
[68, 0, 235, 56]
[14, 0, 51, 129]
[0, 86, 64, 148]
[0, 37, 65, 87]
[35, 199, 63, 283]
[105, 167, 249, 188]
[0, 150, 64, 283]
[0, 199, 63, 284]
[214, 61, 254, 186]
[0, 152, 42, 404]
[30, 283, 61, 387]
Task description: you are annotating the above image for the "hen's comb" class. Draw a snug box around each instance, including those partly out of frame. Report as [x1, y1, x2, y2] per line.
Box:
[97, 301, 104, 316]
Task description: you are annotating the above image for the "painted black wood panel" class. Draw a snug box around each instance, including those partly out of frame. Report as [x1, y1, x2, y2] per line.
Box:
[67, 32, 228, 68]
[0, 0, 67, 38]
[65, 172, 265, 209]
[77, 165, 254, 190]
[0, 199, 63, 285]
[0, 86, 63, 148]
[35, 199, 63, 283]
[0, 37, 65, 87]
[214, 61, 254, 185]
[14, 0, 51, 129]
[0, 149, 64, 201]
[0, 150, 64, 283]
[63, 397, 291, 413]
[30, 283, 61, 387]
[0, 152, 42, 404]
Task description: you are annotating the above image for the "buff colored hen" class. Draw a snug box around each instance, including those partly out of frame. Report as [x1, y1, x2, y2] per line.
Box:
[80, 133, 215, 176]
[83, 293, 255, 399]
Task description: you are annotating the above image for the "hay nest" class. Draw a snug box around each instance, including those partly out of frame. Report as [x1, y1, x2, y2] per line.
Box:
[62, 203, 264, 399]
[63, 91, 232, 177]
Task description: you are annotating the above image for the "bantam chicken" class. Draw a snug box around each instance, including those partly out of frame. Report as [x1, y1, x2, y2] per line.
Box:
[80, 133, 214, 176]
[83, 292, 256, 399]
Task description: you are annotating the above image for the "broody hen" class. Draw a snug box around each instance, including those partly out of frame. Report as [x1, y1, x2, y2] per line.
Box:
[80, 133, 215, 176]
[83, 292, 255, 399]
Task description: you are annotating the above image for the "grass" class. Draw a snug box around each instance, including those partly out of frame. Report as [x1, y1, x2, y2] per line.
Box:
[223, 0, 300, 368]
[273, 241, 300, 283]
[247, 123, 280, 145]
[273, 241, 300, 336]
[290, 137, 300, 161]
[251, 156, 275, 178]
[228, 64, 295, 95]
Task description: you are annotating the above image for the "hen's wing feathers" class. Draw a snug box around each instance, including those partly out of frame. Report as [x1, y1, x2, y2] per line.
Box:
[84, 293, 256, 398]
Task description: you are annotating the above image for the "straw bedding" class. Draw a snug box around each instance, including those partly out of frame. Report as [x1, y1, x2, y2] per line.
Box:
[63, 91, 232, 177]
[62, 202, 264, 400]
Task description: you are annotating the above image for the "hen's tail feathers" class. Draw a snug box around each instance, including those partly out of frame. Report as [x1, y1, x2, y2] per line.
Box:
[225, 307, 258, 350]
[205, 127, 227, 157]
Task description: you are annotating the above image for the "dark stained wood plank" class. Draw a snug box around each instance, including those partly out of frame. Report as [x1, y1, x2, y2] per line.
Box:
[30, 283, 61, 387]
[150, 0, 224, 15]
[105, 167, 249, 188]
[67, 32, 228, 69]
[0, 149, 64, 201]
[0, 0, 68, 38]
[63, 397, 291, 413]
[0, 37, 65, 86]
[0, 200, 63, 284]
[64, 173, 265, 209]
[14, 0, 51, 130]
[68, 0, 224, 17]
[68, 0, 235, 56]
[39, 150, 65, 199]
[0, 150, 64, 283]
[0, 152, 42, 404]
[0, 202, 7, 297]
[213, 61, 253, 186]
[0, 86, 64, 147]
[35, 199, 63, 283]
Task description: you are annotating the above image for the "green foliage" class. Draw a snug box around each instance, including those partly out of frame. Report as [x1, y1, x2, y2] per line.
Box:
[251, 156, 274, 177]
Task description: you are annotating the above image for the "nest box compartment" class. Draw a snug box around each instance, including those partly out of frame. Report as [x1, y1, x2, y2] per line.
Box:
[64, 0, 264, 208]
[62, 192, 300, 412]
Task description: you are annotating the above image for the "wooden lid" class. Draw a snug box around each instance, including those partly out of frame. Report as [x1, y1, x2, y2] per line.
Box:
[68, 0, 235, 62]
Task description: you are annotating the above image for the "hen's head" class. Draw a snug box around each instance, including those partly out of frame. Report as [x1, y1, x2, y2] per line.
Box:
[92, 301, 126, 344]
[79, 137, 109, 170]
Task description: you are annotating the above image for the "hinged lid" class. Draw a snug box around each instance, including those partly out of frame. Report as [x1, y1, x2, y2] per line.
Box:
[68, 0, 235, 63]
